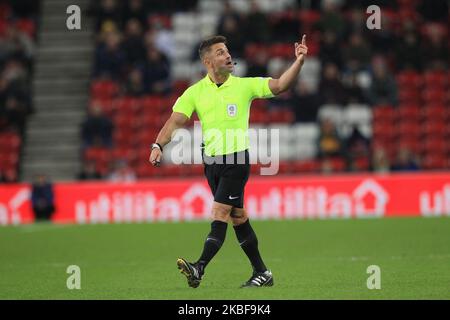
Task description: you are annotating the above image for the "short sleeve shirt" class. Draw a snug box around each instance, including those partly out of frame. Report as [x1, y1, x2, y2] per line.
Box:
[172, 74, 275, 156]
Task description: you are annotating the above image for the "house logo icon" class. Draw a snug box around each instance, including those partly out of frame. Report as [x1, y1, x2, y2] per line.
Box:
[353, 179, 389, 218]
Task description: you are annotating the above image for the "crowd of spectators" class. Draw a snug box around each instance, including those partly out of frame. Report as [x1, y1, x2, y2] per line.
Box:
[0, 0, 39, 183]
[81, 0, 449, 180]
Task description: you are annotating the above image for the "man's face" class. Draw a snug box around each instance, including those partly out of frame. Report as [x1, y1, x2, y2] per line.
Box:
[204, 43, 234, 74]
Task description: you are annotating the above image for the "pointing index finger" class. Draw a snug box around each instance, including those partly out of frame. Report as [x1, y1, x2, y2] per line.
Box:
[301, 34, 306, 45]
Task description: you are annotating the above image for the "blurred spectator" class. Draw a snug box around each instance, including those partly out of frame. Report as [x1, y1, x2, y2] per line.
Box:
[371, 147, 390, 173]
[343, 74, 366, 104]
[245, 0, 271, 43]
[145, 20, 175, 60]
[141, 47, 171, 94]
[93, 0, 123, 32]
[290, 80, 320, 122]
[94, 30, 126, 79]
[217, 16, 245, 58]
[2, 96, 27, 134]
[318, 63, 347, 105]
[395, 32, 422, 71]
[341, 32, 372, 70]
[316, 119, 344, 159]
[316, 0, 346, 39]
[78, 161, 103, 180]
[0, 25, 35, 65]
[365, 57, 398, 106]
[391, 147, 419, 172]
[124, 68, 145, 96]
[31, 174, 55, 222]
[81, 104, 113, 148]
[319, 31, 343, 69]
[421, 24, 448, 70]
[108, 159, 136, 182]
[320, 158, 334, 175]
[122, 19, 146, 65]
[418, 0, 449, 22]
[123, 0, 147, 27]
[345, 125, 370, 166]
[217, 1, 241, 34]
[245, 51, 268, 77]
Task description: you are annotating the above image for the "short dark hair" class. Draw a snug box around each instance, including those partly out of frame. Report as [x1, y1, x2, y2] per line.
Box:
[198, 35, 227, 60]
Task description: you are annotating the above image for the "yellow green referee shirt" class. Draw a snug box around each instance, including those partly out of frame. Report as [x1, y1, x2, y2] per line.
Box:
[172, 74, 275, 156]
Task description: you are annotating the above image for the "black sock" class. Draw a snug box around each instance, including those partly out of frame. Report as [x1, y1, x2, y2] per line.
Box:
[233, 219, 267, 273]
[197, 220, 227, 272]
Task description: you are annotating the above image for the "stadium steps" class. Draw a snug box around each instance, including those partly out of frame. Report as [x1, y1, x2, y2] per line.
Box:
[21, 0, 93, 182]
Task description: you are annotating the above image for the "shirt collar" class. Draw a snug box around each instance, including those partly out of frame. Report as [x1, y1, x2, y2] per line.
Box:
[204, 74, 234, 88]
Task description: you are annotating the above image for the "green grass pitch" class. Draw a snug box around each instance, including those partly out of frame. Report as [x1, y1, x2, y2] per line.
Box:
[1, 217, 449, 299]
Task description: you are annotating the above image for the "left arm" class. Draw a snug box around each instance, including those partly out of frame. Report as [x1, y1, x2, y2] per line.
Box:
[269, 34, 308, 95]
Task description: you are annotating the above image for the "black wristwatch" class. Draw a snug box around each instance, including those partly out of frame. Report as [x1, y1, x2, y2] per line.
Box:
[151, 143, 163, 152]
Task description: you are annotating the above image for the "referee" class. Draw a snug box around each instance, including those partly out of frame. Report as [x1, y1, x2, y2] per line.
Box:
[149, 35, 308, 288]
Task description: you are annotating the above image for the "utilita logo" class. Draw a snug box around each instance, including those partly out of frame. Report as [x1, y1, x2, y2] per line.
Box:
[74, 183, 214, 223]
[420, 184, 450, 217]
[74, 179, 390, 223]
[246, 179, 390, 219]
[0, 188, 30, 225]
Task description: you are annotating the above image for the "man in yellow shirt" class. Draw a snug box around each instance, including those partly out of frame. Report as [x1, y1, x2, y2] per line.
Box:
[149, 35, 308, 288]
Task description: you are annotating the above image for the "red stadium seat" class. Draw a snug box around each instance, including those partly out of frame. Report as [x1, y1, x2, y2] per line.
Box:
[135, 163, 161, 178]
[421, 120, 447, 137]
[161, 164, 183, 177]
[423, 88, 447, 105]
[422, 104, 447, 121]
[396, 105, 421, 121]
[84, 147, 109, 160]
[90, 80, 119, 99]
[372, 121, 395, 140]
[292, 160, 320, 173]
[420, 139, 447, 155]
[422, 154, 447, 170]
[373, 106, 395, 122]
[424, 71, 447, 89]
[141, 95, 165, 112]
[397, 137, 421, 154]
[397, 71, 422, 90]
[90, 98, 114, 117]
[269, 43, 293, 59]
[15, 18, 36, 38]
[395, 121, 421, 139]
[353, 157, 370, 171]
[111, 147, 137, 165]
[113, 129, 135, 147]
[399, 88, 421, 104]
[328, 157, 346, 172]
[278, 161, 291, 175]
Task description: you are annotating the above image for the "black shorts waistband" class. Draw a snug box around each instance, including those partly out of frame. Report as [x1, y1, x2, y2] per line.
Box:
[202, 150, 250, 165]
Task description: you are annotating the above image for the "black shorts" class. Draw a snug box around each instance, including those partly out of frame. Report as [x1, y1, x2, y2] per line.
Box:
[203, 150, 250, 208]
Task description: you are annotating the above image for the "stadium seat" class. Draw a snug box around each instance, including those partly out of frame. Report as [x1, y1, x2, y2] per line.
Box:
[423, 88, 448, 105]
[424, 71, 447, 89]
[421, 120, 447, 137]
[396, 71, 422, 89]
[399, 88, 421, 104]
[422, 154, 447, 170]
[15, 18, 36, 38]
[395, 121, 421, 138]
[292, 160, 320, 173]
[352, 157, 370, 171]
[372, 106, 395, 122]
[90, 80, 119, 100]
[420, 139, 447, 155]
[396, 105, 421, 121]
[422, 104, 447, 121]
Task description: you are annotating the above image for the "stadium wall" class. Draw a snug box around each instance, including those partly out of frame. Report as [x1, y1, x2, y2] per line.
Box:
[1, 173, 450, 225]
